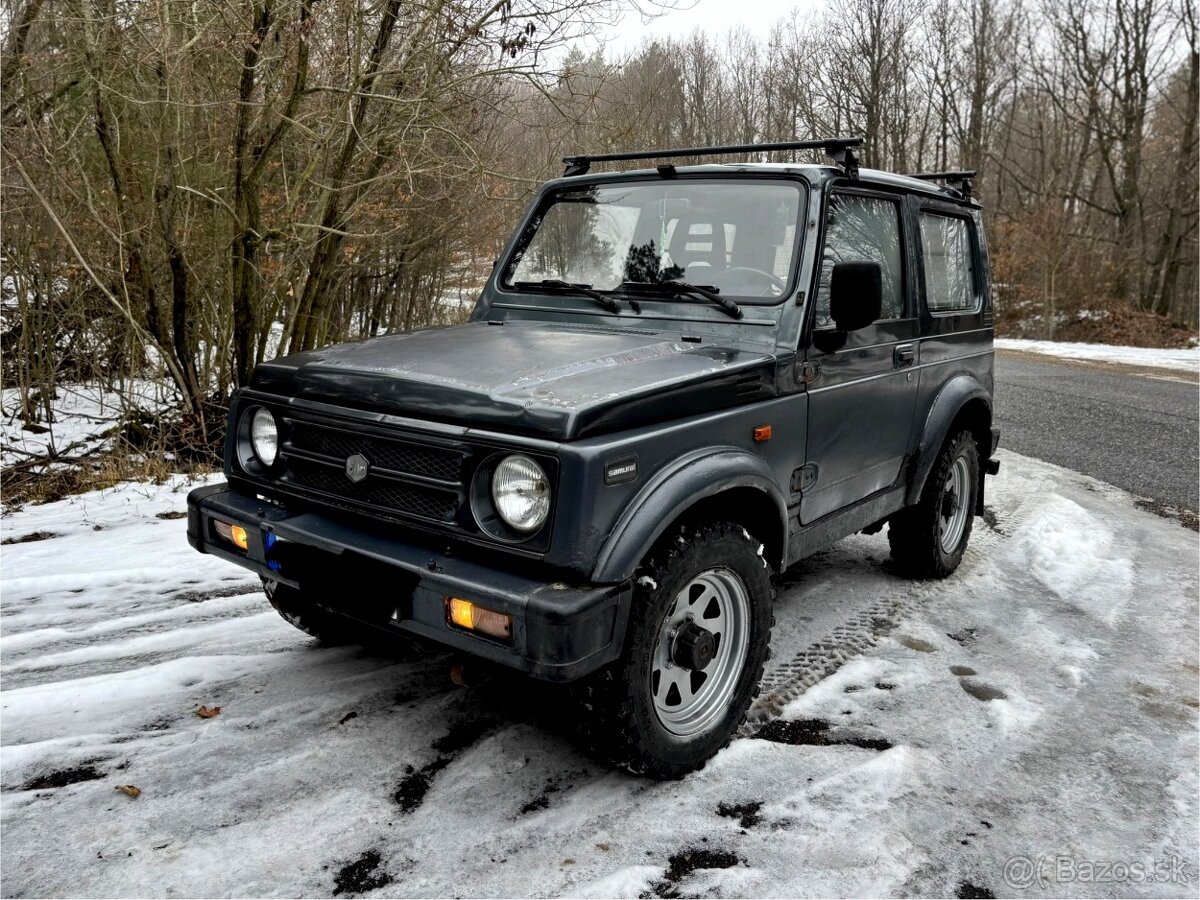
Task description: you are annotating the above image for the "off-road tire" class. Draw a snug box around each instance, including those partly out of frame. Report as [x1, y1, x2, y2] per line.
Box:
[888, 429, 979, 578]
[262, 578, 358, 645]
[574, 522, 774, 779]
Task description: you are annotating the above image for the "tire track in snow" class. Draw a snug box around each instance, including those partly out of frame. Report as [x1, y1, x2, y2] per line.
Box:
[0, 590, 262, 656]
[743, 509, 1019, 732]
[0, 610, 290, 689]
[747, 453, 1140, 738]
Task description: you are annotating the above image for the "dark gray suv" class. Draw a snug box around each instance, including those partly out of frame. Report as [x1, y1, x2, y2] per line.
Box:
[188, 138, 1000, 778]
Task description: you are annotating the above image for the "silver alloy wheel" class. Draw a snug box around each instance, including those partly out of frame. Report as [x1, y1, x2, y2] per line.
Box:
[651, 567, 751, 737]
[940, 455, 971, 553]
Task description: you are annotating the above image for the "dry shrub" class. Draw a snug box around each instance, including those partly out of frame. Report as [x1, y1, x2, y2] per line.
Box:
[1, 404, 222, 510]
[1, 450, 184, 509]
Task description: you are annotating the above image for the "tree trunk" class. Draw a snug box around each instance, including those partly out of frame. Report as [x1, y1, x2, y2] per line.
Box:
[230, 0, 313, 386]
[1150, 49, 1198, 316]
[290, 0, 403, 353]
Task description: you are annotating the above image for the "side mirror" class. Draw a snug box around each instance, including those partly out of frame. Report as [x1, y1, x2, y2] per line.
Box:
[829, 261, 883, 332]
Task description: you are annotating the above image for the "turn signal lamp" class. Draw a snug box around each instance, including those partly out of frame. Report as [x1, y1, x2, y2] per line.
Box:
[753, 424, 773, 442]
[446, 597, 512, 641]
[213, 520, 250, 551]
[231, 525, 249, 550]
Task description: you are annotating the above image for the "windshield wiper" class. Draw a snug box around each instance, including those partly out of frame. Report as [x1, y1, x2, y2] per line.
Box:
[512, 279, 628, 314]
[617, 280, 744, 320]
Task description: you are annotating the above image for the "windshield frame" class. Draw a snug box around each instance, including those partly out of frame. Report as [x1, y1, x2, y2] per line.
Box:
[495, 172, 811, 309]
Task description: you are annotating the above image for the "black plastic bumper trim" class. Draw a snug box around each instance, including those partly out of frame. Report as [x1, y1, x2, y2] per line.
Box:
[187, 483, 629, 682]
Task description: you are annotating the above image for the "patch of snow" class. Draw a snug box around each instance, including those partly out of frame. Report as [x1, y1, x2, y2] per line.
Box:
[636, 575, 658, 591]
[980, 691, 1043, 733]
[1, 382, 177, 467]
[781, 656, 896, 718]
[996, 338, 1200, 373]
[1006, 494, 1134, 625]
[701, 735, 777, 770]
[262, 321, 286, 361]
[565, 865, 661, 899]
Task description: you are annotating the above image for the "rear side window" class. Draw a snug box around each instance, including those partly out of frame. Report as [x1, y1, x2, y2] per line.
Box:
[815, 194, 905, 328]
[919, 212, 978, 313]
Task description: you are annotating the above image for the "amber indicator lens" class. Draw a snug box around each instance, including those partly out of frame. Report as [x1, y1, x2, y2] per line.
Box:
[753, 424, 773, 442]
[213, 520, 250, 551]
[446, 597, 513, 641]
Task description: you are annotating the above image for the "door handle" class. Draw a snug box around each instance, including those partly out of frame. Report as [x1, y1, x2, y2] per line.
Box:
[894, 344, 916, 368]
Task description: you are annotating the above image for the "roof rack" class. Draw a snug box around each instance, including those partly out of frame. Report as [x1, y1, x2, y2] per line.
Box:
[906, 170, 977, 200]
[562, 137, 864, 179]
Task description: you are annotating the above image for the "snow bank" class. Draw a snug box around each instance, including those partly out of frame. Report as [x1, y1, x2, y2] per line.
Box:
[996, 338, 1200, 373]
[1006, 493, 1135, 625]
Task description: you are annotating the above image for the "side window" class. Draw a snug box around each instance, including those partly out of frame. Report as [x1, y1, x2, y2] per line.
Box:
[815, 193, 905, 329]
[919, 212, 978, 313]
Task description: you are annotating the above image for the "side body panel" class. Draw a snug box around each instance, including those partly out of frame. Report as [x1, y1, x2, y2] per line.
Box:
[571, 390, 807, 581]
[905, 200, 996, 502]
[799, 184, 922, 524]
[786, 182, 995, 567]
[801, 321, 921, 522]
[590, 448, 789, 583]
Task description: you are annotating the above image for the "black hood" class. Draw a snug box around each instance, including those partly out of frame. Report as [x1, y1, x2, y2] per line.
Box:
[250, 321, 777, 440]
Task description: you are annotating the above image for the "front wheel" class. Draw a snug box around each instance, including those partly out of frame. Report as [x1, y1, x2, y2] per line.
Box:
[575, 522, 774, 779]
[888, 429, 979, 578]
[263, 578, 357, 645]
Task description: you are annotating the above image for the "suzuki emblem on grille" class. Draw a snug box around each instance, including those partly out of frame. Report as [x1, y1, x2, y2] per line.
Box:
[345, 453, 370, 483]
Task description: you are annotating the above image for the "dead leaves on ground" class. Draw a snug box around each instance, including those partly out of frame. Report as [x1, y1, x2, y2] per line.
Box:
[196, 705, 221, 719]
[114, 785, 141, 798]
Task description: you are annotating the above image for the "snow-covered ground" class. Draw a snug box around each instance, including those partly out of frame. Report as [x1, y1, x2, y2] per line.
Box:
[1, 382, 178, 467]
[996, 339, 1200, 374]
[1, 452, 1197, 898]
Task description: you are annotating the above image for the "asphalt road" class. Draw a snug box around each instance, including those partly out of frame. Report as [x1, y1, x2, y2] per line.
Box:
[994, 350, 1199, 512]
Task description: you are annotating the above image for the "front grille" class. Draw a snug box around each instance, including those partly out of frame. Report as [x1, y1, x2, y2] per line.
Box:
[289, 422, 462, 482]
[279, 419, 465, 524]
[285, 458, 458, 522]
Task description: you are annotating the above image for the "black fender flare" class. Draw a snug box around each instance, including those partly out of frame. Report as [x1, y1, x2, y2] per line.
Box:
[906, 374, 992, 506]
[590, 447, 789, 584]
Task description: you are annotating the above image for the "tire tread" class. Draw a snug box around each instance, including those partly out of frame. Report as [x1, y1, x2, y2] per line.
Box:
[888, 429, 979, 579]
[575, 521, 774, 779]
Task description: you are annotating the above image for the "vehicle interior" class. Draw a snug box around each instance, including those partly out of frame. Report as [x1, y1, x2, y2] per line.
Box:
[505, 181, 803, 299]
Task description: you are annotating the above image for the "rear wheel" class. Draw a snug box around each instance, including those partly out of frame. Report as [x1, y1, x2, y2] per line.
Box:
[888, 429, 979, 578]
[575, 522, 773, 779]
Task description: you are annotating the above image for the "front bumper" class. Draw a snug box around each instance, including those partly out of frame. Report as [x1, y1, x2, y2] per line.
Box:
[187, 484, 630, 682]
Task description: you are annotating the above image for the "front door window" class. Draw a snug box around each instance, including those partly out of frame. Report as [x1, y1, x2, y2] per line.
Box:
[814, 194, 905, 328]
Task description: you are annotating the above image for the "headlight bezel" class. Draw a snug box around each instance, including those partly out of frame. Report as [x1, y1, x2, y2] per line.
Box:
[236, 405, 282, 476]
[470, 452, 555, 542]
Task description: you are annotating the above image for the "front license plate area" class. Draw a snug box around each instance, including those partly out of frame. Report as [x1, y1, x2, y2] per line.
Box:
[270, 537, 418, 625]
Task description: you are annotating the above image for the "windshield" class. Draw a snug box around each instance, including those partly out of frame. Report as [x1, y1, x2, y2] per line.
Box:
[502, 179, 804, 301]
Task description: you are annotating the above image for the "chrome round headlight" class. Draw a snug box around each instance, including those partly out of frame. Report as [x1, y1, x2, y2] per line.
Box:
[491, 454, 550, 533]
[249, 407, 279, 467]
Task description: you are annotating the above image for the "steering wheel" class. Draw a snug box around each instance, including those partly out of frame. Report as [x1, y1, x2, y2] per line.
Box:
[713, 266, 787, 297]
